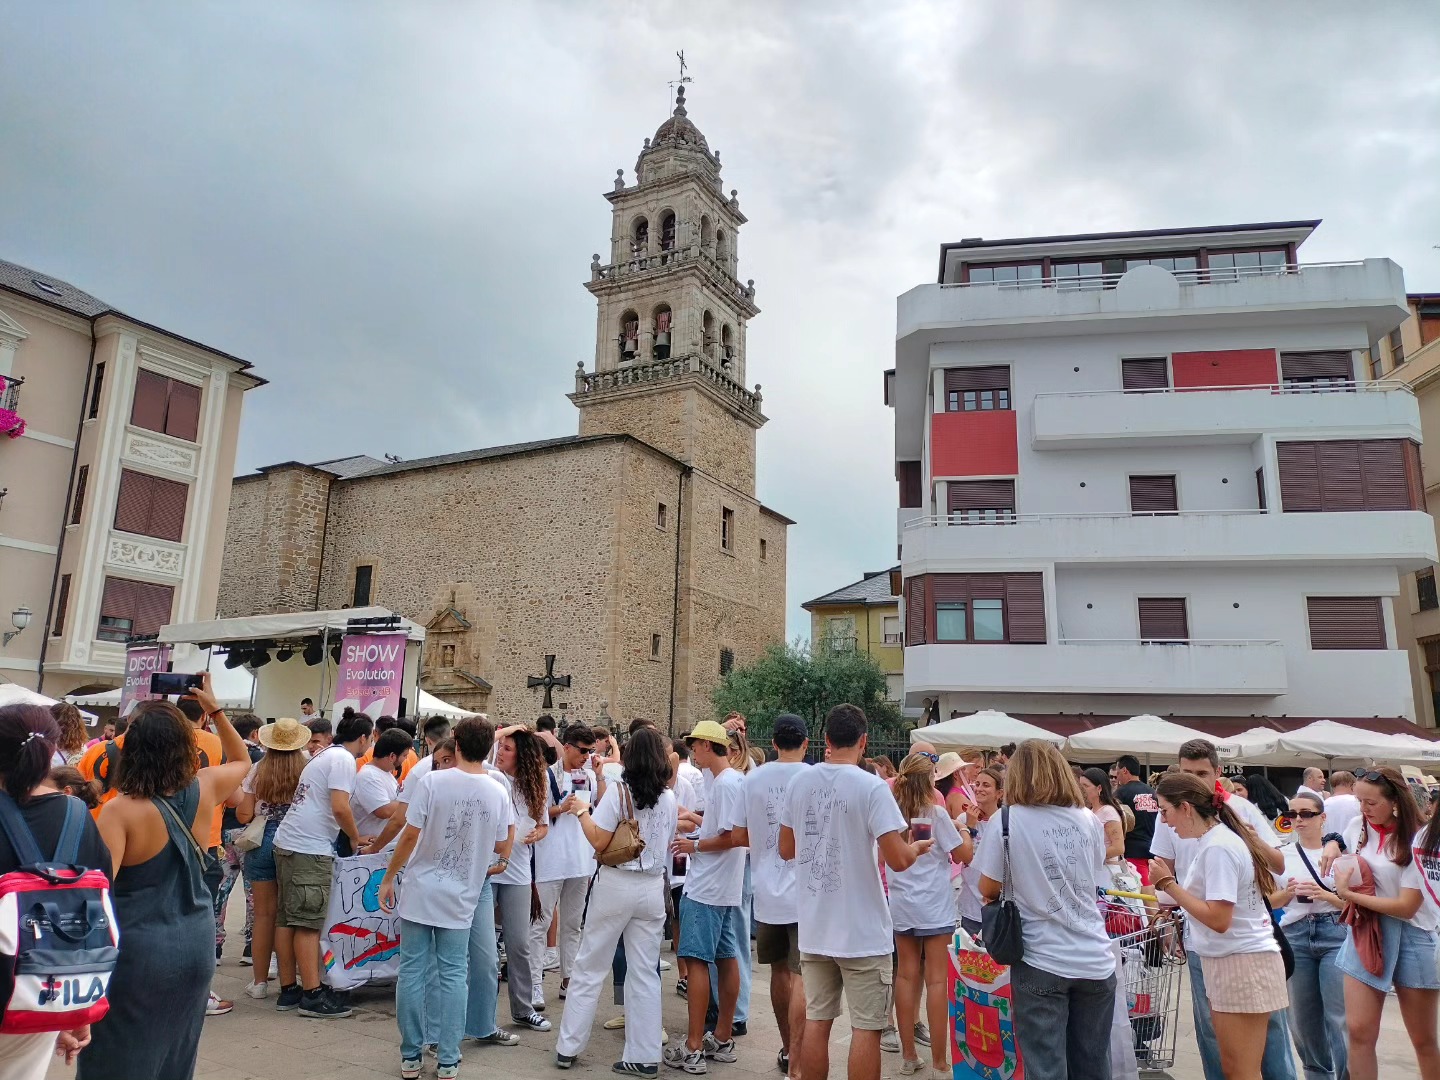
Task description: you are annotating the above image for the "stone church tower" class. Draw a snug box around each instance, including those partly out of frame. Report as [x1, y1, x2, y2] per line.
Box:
[216, 87, 789, 732]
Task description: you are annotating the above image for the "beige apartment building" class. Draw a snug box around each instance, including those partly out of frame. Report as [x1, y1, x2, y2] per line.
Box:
[1371, 293, 1440, 726]
[0, 261, 262, 696]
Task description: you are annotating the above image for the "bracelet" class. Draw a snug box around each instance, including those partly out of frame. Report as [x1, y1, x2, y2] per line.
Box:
[1322, 832, 1347, 853]
[1153, 876, 1176, 892]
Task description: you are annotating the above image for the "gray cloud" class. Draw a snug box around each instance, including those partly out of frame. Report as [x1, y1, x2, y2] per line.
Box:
[2, 1, 1437, 641]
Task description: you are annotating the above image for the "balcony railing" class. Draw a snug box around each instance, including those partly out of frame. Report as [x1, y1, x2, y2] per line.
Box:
[903, 509, 1265, 531]
[883, 632, 903, 645]
[1058, 637, 1281, 647]
[940, 261, 1365, 292]
[589, 246, 758, 307]
[825, 635, 858, 653]
[1033, 378, 1413, 402]
[574, 353, 763, 413]
[0, 376, 20, 412]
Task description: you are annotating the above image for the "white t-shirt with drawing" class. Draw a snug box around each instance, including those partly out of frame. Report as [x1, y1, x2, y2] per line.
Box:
[398, 769, 513, 930]
[736, 760, 808, 926]
[274, 744, 357, 856]
[780, 763, 907, 958]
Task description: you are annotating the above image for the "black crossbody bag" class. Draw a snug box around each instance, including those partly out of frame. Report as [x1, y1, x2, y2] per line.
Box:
[981, 806, 1025, 966]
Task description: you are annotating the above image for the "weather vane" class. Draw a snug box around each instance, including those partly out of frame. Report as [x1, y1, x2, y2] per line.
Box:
[669, 50, 693, 102]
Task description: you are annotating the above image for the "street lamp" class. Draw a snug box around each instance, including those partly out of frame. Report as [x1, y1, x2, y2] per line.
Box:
[3, 606, 31, 647]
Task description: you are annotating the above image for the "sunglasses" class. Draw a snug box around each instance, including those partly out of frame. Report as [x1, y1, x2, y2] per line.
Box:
[1355, 769, 1390, 784]
[1280, 810, 1323, 822]
[575, 746, 595, 755]
[916, 752, 939, 763]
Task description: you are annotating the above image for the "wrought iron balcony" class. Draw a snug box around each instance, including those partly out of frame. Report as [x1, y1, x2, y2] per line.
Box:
[0, 375, 20, 412]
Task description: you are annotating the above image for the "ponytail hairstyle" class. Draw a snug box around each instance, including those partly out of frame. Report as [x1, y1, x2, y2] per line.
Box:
[0, 705, 60, 803]
[895, 752, 938, 825]
[1157, 772, 1275, 895]
[1354, 766, 1420, 868]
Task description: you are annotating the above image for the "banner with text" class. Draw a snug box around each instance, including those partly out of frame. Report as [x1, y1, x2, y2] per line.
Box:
[335, 632, 406, 719]
[321, 852, 402, 989]
[118, 645, 172, 719]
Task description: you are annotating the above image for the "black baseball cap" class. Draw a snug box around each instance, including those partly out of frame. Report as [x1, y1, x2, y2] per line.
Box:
[772, 714, 807, 742]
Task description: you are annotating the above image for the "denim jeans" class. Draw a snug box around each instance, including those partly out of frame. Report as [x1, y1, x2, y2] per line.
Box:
[1009, 960, 1116, 1080]
[1187, 950, 1298, 1080]
[464, 881, 501, 1039]
[1284, 914, 1348, 1080]
[397, 919, 469, 1067]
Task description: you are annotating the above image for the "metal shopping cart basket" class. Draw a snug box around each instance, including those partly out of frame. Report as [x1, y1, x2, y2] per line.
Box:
[1101, 890, 1185, 1076]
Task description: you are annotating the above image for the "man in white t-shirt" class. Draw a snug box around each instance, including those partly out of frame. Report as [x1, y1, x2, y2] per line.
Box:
[532, 723, 606, 1002]
[1149, 738, 1294, 1080]
[273, 712, 374, 1019]
[378, 716, 515, 1077]
[735, 714, 809, 1079]
[1297, 766, 1327, 801]
[1323, 771, 1361, 840]
[779, 704, 931, 1080]
[663, 721, 748, 1073]
[675, 742, 705, 813]
[351, 728, 410, 842]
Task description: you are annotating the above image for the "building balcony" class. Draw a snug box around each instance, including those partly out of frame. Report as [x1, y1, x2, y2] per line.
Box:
[1031, 380, 1420, 450]
[901, 509, 1437, 572]
[586, 247, 759, 315]
[569, 352, 765, 419]
[904, 639, 1288, 696]
[0, 375, 20, 412]
[897, 260, 1408, 344]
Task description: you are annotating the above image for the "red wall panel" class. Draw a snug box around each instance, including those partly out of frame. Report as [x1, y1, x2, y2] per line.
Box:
[1171, 348, 1278, 390]
[930, 410, 1018, 478]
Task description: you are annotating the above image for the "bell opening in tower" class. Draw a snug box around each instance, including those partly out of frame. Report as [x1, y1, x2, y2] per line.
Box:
[619, 310, 639, 364]
[653, 306, 672, 361]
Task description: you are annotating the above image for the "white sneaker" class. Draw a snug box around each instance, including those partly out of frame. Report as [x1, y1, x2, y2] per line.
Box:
[244, 982, 268, 1000]
[659, 959, 672, 972]
[544, 948, 561, 972]
[268, 957, 279, 980]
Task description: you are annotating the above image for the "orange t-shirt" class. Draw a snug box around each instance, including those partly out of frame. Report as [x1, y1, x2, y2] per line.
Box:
[79, 727, 227, 847]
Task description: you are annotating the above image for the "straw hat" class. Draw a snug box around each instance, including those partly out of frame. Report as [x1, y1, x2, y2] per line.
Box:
[934, 752, 965, 780]
[258, 717, 310, 752]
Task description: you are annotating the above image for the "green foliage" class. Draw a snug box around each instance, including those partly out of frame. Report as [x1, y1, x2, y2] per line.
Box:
[710, 637, 906, 744]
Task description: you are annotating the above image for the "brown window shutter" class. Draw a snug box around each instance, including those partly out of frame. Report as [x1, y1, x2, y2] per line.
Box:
[1316, 441, 1364, 510]
[947, 480, 1015, 513]
[930, 575, 969, 603]
[113, 470, 155, 535]
[148, 476, 189, 542]
[1255, 467, 1266, 510]
[1406, 441, 1425, 511]
[1307, 597, 1385, 650]
[1129, 475, 1178, 514]
[130, 581, 174, 636]
[1004, 573, 1046, 643]
[165, 381, 202, 442]
[904, 577, 926, 646]
[944, 366, 1011, 393]
[53, 574, 71, 636]
[1277, 442, 1321, 511]
[98, 577, 134, 640]
[1121, 358, 1169, 391]
[1280, 350, 1354, 383]
[70, 465, 89, 525]
[1138, 598, 1189, 643]
[130, 370, 169, 433]
[1358, 440, 1409, 510]
[897, 461, 922, 509]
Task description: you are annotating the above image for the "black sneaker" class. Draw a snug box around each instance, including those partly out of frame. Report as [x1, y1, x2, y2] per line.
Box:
[556, 1053, 578, 1070]
[298, 989, 353, 1018]
[732, 1022, 748, 1038]
[239, 943, 253, 966]
[274, 984, 303, 1012]
[614, 1063, 658, 1077]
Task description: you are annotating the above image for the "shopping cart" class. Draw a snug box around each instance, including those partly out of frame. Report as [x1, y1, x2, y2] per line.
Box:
[1101, 890, 1185, 1076]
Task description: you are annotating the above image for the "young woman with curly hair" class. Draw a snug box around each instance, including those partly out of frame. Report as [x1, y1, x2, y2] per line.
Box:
[49, 702, 89, 766]
[79, 678, 250, 1080]
[492, 726, 553, 1031]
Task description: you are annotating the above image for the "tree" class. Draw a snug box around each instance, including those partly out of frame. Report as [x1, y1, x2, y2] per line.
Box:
[710, 637, 906, 747]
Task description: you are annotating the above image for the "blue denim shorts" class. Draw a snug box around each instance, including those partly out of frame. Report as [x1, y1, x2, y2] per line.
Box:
[243, 819, 282, 883]
[1336, 914, 1440, 992]
[678, 896, 740, 963]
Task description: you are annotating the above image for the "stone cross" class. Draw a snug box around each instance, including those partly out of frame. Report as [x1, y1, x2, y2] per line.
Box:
[527, 654, 571, 710]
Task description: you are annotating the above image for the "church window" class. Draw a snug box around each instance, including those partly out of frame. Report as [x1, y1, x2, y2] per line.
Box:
[653, 306, 672, 361]
[719, 648, 734, 676]
[659, 212, 677, 264]
[760, 538, 767, 561]
[716, 227, 728, 266]
[657, 502, 667, 530]
[352, 564, 373, 607]
[721, 325, 735, 370]
[631, 217, 649, 257]
[651, 633, 662, 660]
[441, 644, 455, 668]
[619, 310, 639, 363]
[702, 311, 715, 359]
[721, 507, 734, 552]
[700, 215, 713, 257]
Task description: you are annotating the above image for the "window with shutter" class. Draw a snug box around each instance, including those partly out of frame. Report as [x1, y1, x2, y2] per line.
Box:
[1138, 598, 1189, 643]
[1418, 570, 1438, 613]
[69, 465, 89, 526]
[53, 574, 71, 637]
[897, 461, 922, 509]
[165, 381, 201, 442]
[97, 577, 173, 642]
[129, 370, 203, 443]
[1129, 475, 1178, 515]
[1003, 573, 1046, 643]
[1121, 358, 1169, 392]
[87, 363, 105, 420]
[947, 479, 1015, 522]
[148, 476, 188, 542]
[114, 469, 188, 542]
[1255, 467, 1266, 511]
[1307, 597, 1386, 650]
[1280, 350, 1354, 390]
[1278, 440, 1422, 512]
[944, 367, 1011, 412]
[920, 573, 1045, 643]
[904, 577, 927, 646]
[1277, 442, 1322, 511]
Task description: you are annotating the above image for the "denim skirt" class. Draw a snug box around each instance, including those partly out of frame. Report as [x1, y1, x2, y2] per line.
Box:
[1336, 914, 1440, 993]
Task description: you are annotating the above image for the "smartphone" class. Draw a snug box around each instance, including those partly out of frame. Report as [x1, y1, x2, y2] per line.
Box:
[150, 671, 204, 696]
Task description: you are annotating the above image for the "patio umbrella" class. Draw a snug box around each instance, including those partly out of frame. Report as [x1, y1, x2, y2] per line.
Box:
[912, 710, 1065, 754]
[1065, 715, 1239, 765]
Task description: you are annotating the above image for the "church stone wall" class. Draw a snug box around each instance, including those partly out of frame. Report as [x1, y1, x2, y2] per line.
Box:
[216, 465, 332, 617]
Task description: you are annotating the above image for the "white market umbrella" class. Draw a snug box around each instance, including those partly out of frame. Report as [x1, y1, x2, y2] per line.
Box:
[1065, 714, 1235, 764]
[0, 683, 98, 723]
[1225, 726, 1284, 765]
[913, 710, 1064, 753]
[1272, 720, 1405, 768]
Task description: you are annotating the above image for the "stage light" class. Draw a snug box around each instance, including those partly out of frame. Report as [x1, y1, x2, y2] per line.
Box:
[223, 649, 250, 669]
[249, 649, 272, 669]
[302, 640, 324, 666]
[329, 642, 342, 664]
[275, 647, 294, 663]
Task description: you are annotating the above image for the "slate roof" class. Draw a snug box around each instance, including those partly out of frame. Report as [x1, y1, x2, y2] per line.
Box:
[803, 569, 899, 609]
[346, 436, 588, 479]
[309, 455, 389, 479]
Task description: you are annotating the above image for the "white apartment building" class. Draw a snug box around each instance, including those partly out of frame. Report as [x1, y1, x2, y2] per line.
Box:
[889, 220, 1436, 733]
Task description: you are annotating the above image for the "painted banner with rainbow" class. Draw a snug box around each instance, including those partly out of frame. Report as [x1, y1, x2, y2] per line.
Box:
[321, 853, 403, 990]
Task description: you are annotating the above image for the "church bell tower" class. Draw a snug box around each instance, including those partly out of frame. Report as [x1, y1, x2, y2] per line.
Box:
[571, 86, 765, 496]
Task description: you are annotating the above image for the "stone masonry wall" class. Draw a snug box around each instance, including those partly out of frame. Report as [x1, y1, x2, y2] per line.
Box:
[216, 466, 332, 617]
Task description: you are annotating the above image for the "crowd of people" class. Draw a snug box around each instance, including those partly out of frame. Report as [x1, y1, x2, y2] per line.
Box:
[1, 690, 1440, 1080]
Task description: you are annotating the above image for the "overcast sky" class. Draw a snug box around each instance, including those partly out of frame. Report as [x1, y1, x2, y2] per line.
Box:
[5, 2, 1438, 640]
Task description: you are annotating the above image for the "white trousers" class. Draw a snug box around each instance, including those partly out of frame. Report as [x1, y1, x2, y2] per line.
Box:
[555, 866, 666, 1065]
[531, 874, 591, 998]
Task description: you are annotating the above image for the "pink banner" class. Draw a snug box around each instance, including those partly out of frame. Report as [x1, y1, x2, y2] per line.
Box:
[118, 645, 172, 718]
[336, 633, 406, 719]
